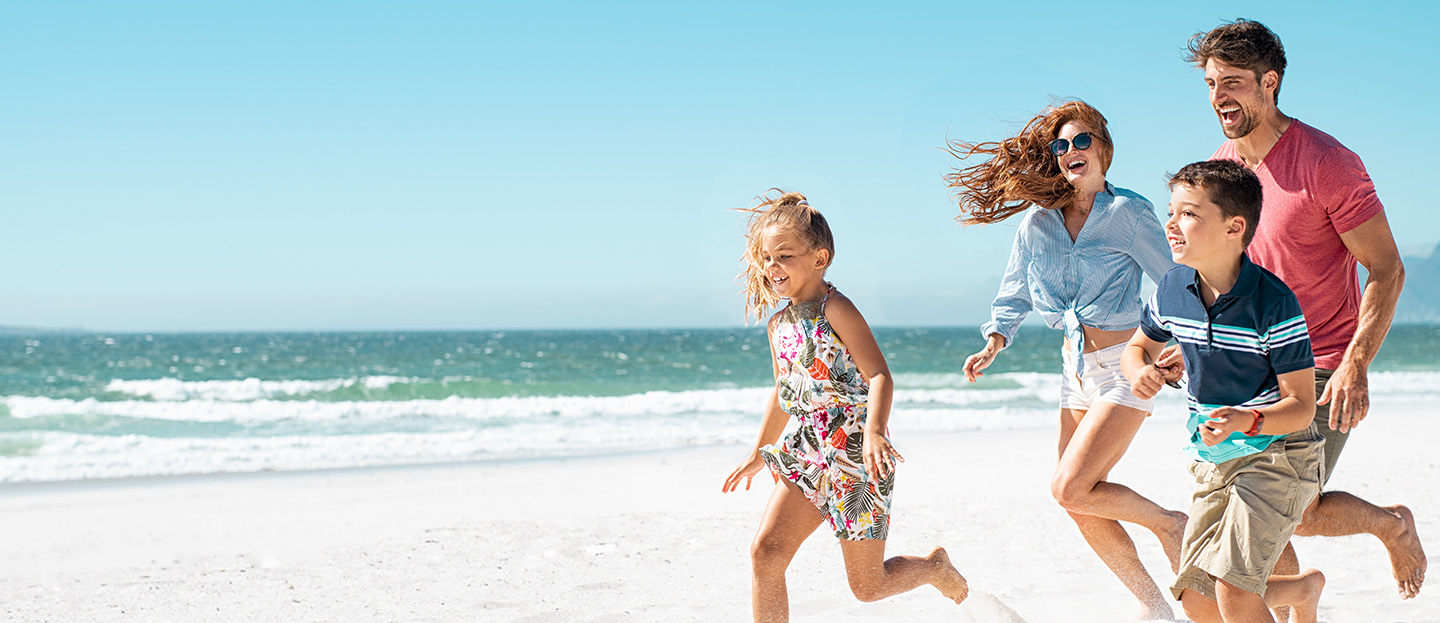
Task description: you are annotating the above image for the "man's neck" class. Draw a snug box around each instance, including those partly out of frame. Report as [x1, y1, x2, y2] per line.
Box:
[1232, 109, 1294, 168]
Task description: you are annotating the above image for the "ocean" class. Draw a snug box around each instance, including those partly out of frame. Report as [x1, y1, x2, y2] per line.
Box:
[2, 326, 1437, 483]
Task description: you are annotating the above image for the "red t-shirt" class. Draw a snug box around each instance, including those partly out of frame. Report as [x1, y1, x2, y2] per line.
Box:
[1211, 120, 1385, 370]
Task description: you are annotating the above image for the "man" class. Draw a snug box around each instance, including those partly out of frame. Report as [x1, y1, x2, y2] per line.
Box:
[1183, 18, 1425, 601]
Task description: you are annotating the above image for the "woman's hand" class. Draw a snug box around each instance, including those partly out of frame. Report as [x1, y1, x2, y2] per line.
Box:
[963, 335, 1006, 383]
[862, 431, 904, 480]
[722, 450, 766, 493]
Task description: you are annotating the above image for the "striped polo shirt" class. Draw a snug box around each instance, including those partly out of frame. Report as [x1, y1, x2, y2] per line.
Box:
[1140, 253, 1313, 464]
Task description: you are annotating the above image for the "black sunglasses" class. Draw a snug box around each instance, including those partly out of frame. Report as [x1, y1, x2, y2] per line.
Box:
[1049, 132, 1097, 157]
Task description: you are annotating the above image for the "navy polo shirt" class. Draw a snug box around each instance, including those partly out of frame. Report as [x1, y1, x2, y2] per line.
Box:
[1140, 253, 1314, 464]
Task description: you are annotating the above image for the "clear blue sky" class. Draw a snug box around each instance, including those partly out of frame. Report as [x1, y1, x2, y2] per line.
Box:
[3, 1, 1436, 332]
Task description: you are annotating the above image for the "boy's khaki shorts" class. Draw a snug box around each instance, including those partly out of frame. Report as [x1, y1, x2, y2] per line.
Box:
[1171, 423, 1325, 600]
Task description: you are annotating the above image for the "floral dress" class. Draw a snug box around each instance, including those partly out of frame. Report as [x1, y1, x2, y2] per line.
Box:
[759, 285, 894, 540]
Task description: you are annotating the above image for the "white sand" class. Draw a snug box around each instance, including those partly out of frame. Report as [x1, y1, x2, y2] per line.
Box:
[1, 402, 1434, 622]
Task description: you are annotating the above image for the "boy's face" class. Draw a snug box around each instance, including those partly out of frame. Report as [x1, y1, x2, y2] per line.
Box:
[1165, 183, 1243, 267]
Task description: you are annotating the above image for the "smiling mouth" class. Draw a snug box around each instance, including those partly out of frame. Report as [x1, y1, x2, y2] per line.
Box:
[770, 275, 788, 287]
[1168, 237, 1185, 251]
[1066, 160, 1086, 172]
[1217, 105, 1241, 125]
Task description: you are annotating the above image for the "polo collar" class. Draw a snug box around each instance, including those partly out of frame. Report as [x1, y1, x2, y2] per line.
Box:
[1184, 252, 1261, 302]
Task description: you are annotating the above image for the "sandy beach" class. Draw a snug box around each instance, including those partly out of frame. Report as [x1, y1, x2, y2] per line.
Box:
[1, 399, 1434, 622]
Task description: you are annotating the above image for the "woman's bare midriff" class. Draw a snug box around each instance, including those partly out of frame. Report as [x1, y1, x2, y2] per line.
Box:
[1065, 326, 1136, 354]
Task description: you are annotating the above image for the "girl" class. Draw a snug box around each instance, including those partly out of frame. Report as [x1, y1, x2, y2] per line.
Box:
[945, 101, 1187, 620]
[721, 190, 969, 622]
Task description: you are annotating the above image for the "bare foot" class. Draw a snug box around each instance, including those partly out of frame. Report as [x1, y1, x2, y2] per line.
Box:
[928, 546, 969, 604]
[1153, 509, 1188, 574]
[1382, 505, 1426, 599]
[1286, 568, 1325, 623]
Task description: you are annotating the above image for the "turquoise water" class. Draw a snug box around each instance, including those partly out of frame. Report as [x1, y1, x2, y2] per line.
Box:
[1, 325, 1435, 482]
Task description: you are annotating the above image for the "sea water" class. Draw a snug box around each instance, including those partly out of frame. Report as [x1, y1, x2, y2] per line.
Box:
[1, 326, 1436, 483]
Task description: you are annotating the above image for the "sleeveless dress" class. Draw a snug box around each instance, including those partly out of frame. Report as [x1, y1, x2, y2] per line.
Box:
[759, 285, 894, 540]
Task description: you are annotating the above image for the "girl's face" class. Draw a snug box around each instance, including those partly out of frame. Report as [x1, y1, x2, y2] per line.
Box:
[1053, 121, 1106, 191]
[759, 225, 829, 301]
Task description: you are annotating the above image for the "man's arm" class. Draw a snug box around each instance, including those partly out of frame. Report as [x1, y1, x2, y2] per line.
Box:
[1326, 211, 1406, 432]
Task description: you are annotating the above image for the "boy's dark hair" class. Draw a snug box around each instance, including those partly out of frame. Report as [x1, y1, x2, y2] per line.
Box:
[1168, 160, 1264, 247]
[1184, 19, 1287, 105]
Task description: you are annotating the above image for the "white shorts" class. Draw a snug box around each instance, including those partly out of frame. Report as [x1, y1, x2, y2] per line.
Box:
[1060, 342, 1154, 412]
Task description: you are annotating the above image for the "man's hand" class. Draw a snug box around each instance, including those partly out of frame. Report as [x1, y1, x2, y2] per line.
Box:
[1318, 361, 1370, 433]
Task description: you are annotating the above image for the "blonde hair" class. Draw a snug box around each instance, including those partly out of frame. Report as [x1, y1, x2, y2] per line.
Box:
[735, 189, 835, 323]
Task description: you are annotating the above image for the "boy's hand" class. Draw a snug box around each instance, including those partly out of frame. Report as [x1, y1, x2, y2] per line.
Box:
[1130, 365, 1169, 400]
[1198, 406, 1254, 446]
[1155, 346, 1185, 388]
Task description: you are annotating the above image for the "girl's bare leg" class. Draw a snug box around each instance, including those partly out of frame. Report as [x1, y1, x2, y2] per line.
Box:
[1054, 405, 1186, 619]
[837, 539, 969, 605]
[750, 480, 824, 623]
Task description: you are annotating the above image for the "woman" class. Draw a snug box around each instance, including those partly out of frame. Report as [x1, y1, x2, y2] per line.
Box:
[946, 100, 1187, 620]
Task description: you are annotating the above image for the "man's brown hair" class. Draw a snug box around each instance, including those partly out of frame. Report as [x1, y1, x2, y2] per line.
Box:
[1184, 19, 1288, 105]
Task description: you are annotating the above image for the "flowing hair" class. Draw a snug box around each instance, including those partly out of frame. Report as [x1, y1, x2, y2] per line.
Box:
[734, 189, 835, 323]
[943, 100, 1114, 225]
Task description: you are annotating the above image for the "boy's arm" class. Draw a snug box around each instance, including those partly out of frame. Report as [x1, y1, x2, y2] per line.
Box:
[1197, 368, 1317, 445]
[1121, 328, 1171, 400]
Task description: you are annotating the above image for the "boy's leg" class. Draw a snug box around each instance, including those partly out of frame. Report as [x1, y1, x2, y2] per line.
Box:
[1178, 588, 1224, 623]
[1260, 570, 1326, 623]
[1295, 369, 1426, 599]
[1215, 578, 1273, 622]
[1269, 542, 1299, 622]
[750, 480, 824, 623]
[837, 540, 968, 605]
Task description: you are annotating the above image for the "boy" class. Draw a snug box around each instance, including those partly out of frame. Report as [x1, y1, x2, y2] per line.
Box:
[1121, 160, 1326, 623]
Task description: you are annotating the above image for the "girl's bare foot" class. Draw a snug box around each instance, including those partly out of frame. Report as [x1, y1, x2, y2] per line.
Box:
[927, 547, 970, 604]
[1382, 505, 1426, 599]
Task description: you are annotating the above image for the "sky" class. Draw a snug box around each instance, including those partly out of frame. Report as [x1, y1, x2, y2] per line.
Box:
[3, 1, 1437, 332]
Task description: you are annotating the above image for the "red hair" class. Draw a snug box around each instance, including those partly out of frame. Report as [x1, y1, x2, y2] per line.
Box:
[943, 100, 1114, 225]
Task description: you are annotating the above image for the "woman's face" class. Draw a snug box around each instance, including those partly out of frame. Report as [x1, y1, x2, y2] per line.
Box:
[1053, 121, 1106, 191]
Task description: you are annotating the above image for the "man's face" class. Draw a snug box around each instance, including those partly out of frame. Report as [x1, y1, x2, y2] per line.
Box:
[1204, 57, 1275, 139]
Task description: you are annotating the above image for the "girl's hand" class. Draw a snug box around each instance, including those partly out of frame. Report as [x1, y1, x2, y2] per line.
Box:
[722, 450, 766, 493]
[963, 348, 998, 383]
[862, 432, 904, 480]
[1197, 406, 1252, 446]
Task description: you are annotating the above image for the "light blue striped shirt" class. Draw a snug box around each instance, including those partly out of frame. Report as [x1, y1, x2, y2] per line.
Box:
[979, 183, 1176, 370]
